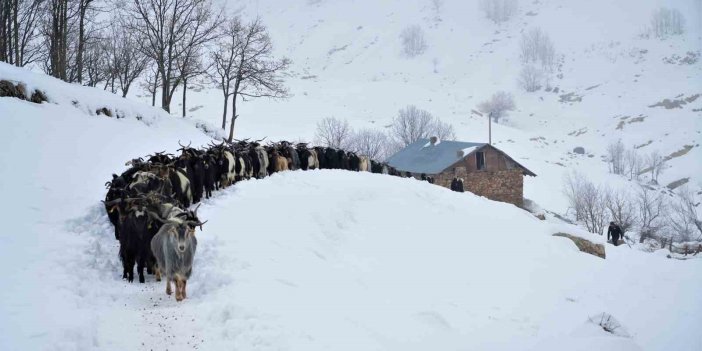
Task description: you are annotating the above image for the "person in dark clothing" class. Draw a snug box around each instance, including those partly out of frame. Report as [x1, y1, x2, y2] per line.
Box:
[607, 221, 623, 246]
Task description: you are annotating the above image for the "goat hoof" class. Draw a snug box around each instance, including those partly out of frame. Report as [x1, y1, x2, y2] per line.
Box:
[139, 277, 145, 283]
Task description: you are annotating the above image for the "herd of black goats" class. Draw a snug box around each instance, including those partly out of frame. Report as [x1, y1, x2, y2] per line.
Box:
[103, 139, 419, 301]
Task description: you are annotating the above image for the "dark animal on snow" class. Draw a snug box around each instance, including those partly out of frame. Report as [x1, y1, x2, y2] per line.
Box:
[337, 150, 350, 170]
[119, 200, 158, 283]
[314, 147, 328, 169]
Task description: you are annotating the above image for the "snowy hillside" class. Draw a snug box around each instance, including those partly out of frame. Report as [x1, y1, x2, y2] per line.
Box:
[1, 62, 701, 350]
[134, 0, 702, 212]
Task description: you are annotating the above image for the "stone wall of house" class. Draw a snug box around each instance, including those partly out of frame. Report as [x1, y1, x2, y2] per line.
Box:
[432, 168, 524, 207]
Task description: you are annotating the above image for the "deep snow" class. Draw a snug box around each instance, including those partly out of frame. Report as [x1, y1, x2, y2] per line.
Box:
[1, 65, 701, 350]
[128, 0, 702, 213]
[1, 0, 701, 347]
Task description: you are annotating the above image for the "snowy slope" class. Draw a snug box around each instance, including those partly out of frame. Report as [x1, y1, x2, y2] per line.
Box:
[0, 63, 217, 350]
[133, 0, 702, 213]
[1, 63, 701, 350]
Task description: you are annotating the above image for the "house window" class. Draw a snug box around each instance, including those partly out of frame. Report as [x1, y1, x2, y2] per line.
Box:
[476, 152, 485, 170]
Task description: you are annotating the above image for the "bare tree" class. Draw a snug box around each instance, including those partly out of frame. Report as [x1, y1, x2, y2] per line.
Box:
[605, 187, 637, 234]
[74, 0, 96, 84]
[432, 118, 456, 141]
[607, 139, 626, 175]
[480, 0, 517, 24]
[400, 25, 427, 58]
[668, 187, 701, 241]
[129, 0, 222, 113]
[518, 65, 543, 92]
[636, 185, 667, 243]
[580, 181, 608, 235]
[391, 105, 434, 146]
[650, 7, 685, 39]
[647, 151, 666, 184]
[44, 0, 73, 81]
[141, 64, 161, 107]
[520, 27, 555, 70]
[208, 17, 243, 129]
[177, 46, 206, 117]
[221, 17, 290, 141]
[83, 35, 110, 88]
[104, 21, 148, 97]
[625, 149, 644, 181]
[315, 117, 352, 149]
[350, 128, 392, 160]
[389, 105, 456, 146]
[563, 172, 607, 234]
[478, 91, 515, 123]
[0, 0, 43, 66]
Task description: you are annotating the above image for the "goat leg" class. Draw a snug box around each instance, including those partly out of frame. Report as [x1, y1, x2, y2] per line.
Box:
[175, 279, 184, 302]
[154, 266, 161, 282]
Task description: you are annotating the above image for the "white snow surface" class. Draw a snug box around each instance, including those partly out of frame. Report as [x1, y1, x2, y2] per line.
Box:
[1, 63, 701, 351]
[128, 0, 702, 213]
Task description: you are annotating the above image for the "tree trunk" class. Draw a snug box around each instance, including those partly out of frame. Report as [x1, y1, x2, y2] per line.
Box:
[182, 78, 187, 117]
[228, 92, 238, 142]
[76, 3, 89, 84]
[12, 0, 19, 67]
[0, 1, 6, 63]
[221, 91, 228, 130]
[160, 69, 170, 113]
[151, 70, 159, 106]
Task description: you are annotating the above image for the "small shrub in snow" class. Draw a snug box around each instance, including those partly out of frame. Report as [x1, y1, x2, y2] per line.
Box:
[400, 25, 427, 58]
[588, 313, 630, 337]
[573, 146, 585, 155]
[518, 65, 543, 92]
[477, 91, 516, 124]
[520, 27, 555, 70]
[315, 117, 353, 149]
[650, 7, 685, 39]
[480, 0, 517, 24]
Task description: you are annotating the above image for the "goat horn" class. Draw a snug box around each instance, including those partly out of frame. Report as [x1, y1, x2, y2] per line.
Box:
[186, 220, 208, 229]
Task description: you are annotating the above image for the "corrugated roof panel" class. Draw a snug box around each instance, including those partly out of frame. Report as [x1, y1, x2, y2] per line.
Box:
[387, 139, 487, 174]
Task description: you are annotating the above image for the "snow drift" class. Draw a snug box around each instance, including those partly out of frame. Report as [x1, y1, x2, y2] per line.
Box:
[0, 63, 701, 351]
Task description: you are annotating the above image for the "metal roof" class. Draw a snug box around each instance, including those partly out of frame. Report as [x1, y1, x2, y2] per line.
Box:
[386, 139, 487, 174]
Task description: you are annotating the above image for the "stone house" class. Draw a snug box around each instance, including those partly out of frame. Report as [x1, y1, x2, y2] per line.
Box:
[386, 137, 536, 206]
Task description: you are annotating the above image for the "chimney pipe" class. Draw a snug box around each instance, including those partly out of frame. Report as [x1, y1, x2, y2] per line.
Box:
[488, 112, 492, 145]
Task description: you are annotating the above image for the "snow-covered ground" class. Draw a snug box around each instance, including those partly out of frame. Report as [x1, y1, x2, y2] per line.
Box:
[1, 62, 701, 350]
[2, 0, 702, 349]
[127, 0, 701, 212]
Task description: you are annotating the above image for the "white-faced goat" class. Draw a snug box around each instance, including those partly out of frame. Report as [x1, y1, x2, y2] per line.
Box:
[149, 209, 205, 302]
